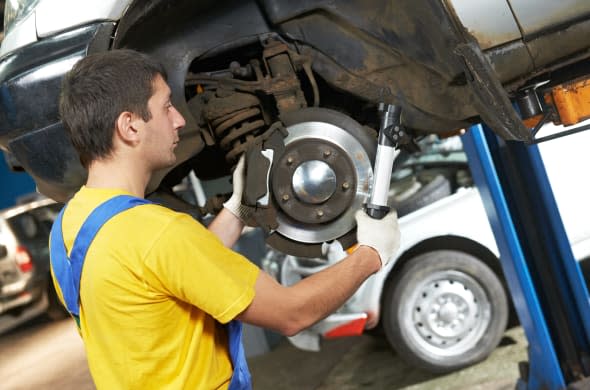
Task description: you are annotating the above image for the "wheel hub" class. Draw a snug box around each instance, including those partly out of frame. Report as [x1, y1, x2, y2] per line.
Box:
[292, 160, 337, 204]
[438, 298, 460, 324]
[406, 270, 492, 356]
[273, 138, 358, 225]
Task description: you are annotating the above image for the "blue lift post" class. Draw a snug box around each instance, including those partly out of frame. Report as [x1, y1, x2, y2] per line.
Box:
[462, 124, 590, 389]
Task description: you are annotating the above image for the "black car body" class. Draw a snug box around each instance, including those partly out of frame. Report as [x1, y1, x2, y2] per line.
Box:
[2, 1, 590, 257]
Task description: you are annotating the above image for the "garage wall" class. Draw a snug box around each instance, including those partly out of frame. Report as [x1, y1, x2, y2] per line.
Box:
[0, 154, 36, 209]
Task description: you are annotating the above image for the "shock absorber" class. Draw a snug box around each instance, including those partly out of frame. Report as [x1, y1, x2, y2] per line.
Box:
[364, 103, 404, 219]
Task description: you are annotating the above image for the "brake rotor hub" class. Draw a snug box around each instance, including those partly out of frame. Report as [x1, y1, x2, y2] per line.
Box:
[292, 160, 337, 204]
[273, 139, 357, 225]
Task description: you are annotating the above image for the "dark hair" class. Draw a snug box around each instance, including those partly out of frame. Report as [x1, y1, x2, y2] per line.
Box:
[59, 49, 167, 168]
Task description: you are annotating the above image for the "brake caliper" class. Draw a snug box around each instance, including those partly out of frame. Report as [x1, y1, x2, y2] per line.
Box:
[243, 122, 288, 232]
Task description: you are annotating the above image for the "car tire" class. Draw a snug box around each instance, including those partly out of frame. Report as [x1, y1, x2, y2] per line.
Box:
[382, 250, 508, 373]
[45, 279, 68, 321]
[390, 173, 452, 218]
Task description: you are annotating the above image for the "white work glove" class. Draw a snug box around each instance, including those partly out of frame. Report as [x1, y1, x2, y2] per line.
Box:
[223, 155, 253, 222]
[321, 240, 347, 264]
[355, 209, 400, 268]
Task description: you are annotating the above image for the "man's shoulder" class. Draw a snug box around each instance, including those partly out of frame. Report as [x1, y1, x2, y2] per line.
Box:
[129, 202, 197, 221]
[68, 189, 205, 238]
[123, 203, 205, 235]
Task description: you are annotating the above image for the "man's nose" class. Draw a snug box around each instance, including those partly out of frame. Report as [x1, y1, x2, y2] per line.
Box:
[172, 106, 186, 129]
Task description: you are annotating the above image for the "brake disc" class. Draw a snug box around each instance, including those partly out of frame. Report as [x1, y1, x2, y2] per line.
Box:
[264, 108, 376, 257]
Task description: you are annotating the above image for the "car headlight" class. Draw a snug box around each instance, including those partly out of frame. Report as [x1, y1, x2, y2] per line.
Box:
[3, 0, 41, 35]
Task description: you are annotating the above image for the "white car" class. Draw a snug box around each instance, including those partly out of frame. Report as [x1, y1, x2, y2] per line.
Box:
[0, 197, 66, 334]
[262, 130, 590, 373]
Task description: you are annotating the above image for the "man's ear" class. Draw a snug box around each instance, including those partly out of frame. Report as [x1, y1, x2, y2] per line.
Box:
[115, 111, 142, 144]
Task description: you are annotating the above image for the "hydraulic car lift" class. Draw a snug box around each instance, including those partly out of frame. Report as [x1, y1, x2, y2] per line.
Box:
[462, 124, 590, 390]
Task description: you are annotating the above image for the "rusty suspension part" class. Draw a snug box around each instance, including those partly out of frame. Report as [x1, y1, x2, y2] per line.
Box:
[203, 91, 267, 163]
[192, 37, 317, 163]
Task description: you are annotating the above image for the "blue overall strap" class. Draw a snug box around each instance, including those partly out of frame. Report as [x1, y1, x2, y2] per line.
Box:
[50, 195, 152, 318]
[227, 320, 252, 390]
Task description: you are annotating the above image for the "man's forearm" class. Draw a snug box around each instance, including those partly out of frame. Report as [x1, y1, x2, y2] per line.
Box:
[208, 208, 245, 248]
[238, 246, 381, 336]
[288, 246, 380, 330]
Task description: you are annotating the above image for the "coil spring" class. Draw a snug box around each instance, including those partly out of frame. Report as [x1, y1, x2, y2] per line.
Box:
[206, 93, 267, 162]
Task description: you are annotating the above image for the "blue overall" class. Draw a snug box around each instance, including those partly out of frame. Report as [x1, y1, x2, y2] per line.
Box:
[49, 195, 252, 390]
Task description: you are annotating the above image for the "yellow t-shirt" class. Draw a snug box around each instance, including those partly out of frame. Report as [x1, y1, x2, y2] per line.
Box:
[50, 186, 260, 389]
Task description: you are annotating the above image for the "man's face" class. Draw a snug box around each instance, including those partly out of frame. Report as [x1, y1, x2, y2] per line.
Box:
[140, 74, 186, 170]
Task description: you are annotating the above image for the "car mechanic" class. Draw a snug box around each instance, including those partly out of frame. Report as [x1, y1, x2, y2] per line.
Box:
[48, 49, 400, 390]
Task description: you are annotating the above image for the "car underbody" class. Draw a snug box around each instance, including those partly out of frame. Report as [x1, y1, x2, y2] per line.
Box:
[3, 0, 590, 256]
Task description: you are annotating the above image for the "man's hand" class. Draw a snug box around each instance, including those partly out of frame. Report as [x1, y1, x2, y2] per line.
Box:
[223, 155, 253, 222]
[355, 209, 400, 268]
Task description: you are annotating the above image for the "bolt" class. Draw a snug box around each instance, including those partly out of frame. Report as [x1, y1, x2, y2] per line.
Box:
[323, 150, 331, 158]
[286, 156, 294, 165]
[316, 210, 324, 218]
[282, 194, 290, 202]
[342, 182, 350, 190]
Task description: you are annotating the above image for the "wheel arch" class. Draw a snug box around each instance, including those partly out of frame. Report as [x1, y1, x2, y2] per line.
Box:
[113, 0, 273, 96]
[110, 1, 275, 193]
[391, 235, 504, 281]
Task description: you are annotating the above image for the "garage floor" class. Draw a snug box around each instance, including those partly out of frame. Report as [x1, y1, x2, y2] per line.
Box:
[0, 314, 526, 389]
[248, 326, 527, 390]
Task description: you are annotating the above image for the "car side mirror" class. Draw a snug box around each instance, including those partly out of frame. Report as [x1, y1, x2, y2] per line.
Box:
[0, 244, 7, 258]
